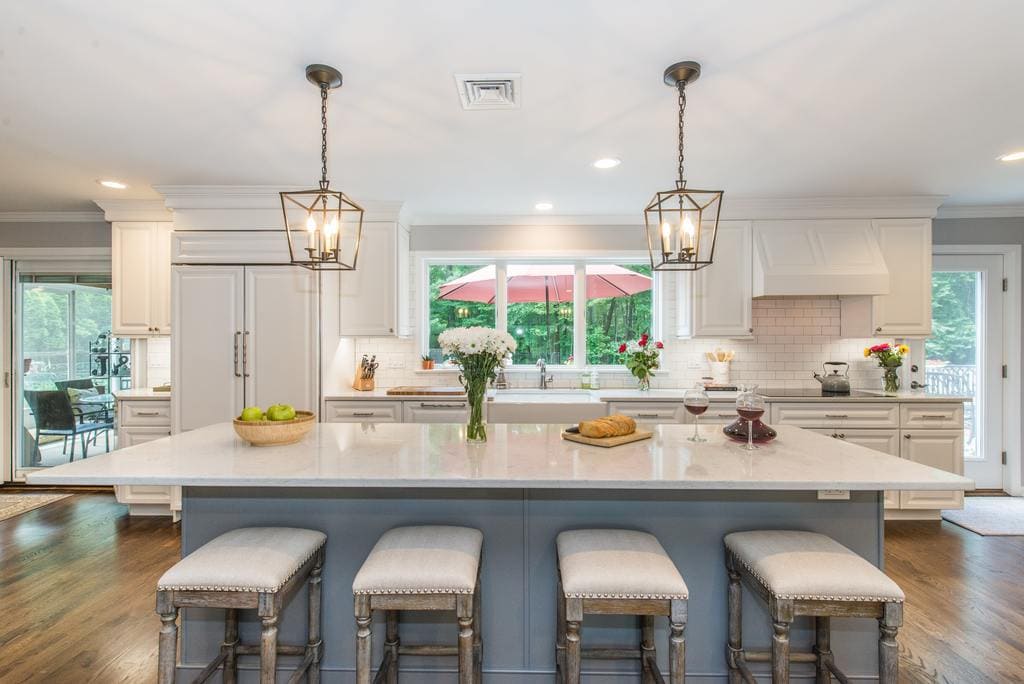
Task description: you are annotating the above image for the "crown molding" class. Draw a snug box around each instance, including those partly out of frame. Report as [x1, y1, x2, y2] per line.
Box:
[410, 196, 948, 226]
[93, 199, 172, 222]
[154, 185, 406, 224]
[0, 211, 105, 223]
[935, 204, 1024, 219]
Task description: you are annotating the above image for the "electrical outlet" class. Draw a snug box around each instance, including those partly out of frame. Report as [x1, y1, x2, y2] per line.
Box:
[817, 489, 850, 500]
[388, 359, 405, 370]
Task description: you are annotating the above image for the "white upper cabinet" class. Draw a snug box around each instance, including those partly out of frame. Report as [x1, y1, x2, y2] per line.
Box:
[676, 221, 753, 338]
[840, 218, 933, 338]
[112, 222, 172, 336]
[339, 221, 411, 337]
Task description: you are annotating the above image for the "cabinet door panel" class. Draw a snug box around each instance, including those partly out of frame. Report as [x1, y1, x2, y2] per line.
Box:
[339, 222, 397, 336]
[899, 430, 964, 509]
[836, 428, 901, 510]
[112, 223, 155, 335]
[692, 222, 753, 338]
[152, 223, 173, 333]
[872, 219, 932, 337]
[172, 266, 244, 432]
[244, 267, 319, 414]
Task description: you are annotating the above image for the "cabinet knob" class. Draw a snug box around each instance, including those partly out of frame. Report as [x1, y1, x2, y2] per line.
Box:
[904, 434, 912, 440]
[875, 327, 882, 333]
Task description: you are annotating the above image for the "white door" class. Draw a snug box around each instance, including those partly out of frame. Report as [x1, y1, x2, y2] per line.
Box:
[243, 267, 319, 414]
[171, 266, 244, 432]
[927, 254, 1004, 489]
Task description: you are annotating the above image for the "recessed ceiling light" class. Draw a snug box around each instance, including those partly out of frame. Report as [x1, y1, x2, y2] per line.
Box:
[97, 179, 128, 189]
[592, 157, 621, 169]
[534, 202, 553, 211]
[998, 150, 1024, 162]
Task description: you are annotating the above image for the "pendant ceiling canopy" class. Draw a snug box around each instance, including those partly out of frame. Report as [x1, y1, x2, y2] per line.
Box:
[280, 64, 364, 271]
[644, 61, 724, 272]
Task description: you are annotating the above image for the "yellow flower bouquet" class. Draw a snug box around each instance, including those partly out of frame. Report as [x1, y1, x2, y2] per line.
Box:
[863, 343, 909, 394]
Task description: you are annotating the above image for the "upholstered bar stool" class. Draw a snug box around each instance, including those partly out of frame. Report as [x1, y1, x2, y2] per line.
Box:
[723, 530, 905, 683]
[556, 529, 688, 683]
[352, 525, 483, 684]
[155, 527, 326, 684]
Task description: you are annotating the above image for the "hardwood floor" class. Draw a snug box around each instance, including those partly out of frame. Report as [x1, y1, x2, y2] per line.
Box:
[0, 491, 179, 683]
[1, 493, 1022, 682]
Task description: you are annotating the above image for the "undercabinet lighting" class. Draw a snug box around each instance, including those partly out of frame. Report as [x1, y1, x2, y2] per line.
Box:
[97, 179, 128, 189]
[592, 157, 621, 169]
[998, 150, 1024, 162]
[534, 202, 553, 211]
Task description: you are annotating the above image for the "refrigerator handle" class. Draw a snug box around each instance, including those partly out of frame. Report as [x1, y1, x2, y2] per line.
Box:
[242, 331, 251, 377]
[233, 331, 242, 378]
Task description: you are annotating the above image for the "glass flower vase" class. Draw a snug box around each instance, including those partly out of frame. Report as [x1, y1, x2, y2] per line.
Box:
[882, 365, 901, 396]
[634, 372, 651, 391]
[464, 375, 488, 443]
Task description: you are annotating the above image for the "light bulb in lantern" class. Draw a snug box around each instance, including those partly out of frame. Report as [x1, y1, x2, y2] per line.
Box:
[682, 214, 696, 254]
[324, 216, 339, 252]
[305, 212, 317, 251]
[660, 222, 672, 256]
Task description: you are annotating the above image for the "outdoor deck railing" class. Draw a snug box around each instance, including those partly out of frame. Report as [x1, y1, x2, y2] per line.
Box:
[925, 364, 976, 396]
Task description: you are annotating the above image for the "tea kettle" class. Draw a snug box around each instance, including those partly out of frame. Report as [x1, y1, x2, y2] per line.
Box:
[813, 362, 851, 394]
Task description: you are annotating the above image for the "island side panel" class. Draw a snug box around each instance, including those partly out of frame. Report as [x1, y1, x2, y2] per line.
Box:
[180, 487, 883, 683]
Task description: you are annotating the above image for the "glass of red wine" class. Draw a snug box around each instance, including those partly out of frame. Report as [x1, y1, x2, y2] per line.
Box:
[735, 384, 765, 451]
[683, 385, 709, 442]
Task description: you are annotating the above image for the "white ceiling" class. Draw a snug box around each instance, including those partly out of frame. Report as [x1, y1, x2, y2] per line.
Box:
[1, 0, 1023, 217]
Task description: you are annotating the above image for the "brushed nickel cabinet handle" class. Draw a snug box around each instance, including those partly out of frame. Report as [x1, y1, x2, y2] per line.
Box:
[420, 403, 465, 409]
[352, 412, 376, 417]
[637, 413, 662, 418]
[715, 413, 735, 418]
[824, 414, 849, 419]
[233, 332, 241, 378]
[135, 411, 162, 417]
[921, 414, 947, 419]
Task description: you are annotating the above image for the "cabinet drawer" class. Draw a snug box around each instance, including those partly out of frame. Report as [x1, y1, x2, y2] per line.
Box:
[607, 402, 685, 424]
[115, 485, 173, 504]
[325, 400, 402, 423]
[403, 401, 469, 423]
[770, 403, 899, 428]
[900, 403, 964, 429]
[119, 400, 172, 427]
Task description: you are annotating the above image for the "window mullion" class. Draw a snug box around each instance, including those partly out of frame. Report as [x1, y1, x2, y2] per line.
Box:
[495, 262, 508, 333]
[574, 262, 586, 369]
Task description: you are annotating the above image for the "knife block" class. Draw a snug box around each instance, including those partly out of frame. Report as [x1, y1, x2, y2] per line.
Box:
[352, 375, 375, 392]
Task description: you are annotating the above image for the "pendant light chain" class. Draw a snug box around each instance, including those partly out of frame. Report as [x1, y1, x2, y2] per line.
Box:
[676, 79, 687, 189]
[320, 83, 329, 187]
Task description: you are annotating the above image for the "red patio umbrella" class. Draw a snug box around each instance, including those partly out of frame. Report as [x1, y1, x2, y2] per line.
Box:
[437, 264, 651, 304]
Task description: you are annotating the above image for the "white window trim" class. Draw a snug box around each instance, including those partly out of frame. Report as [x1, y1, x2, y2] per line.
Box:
[417, 252, 659, 371]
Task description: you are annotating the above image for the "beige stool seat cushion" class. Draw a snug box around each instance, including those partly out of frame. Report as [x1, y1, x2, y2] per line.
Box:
[725, 530, 904, 602]
[352, 525, 483, 595]
[556, 529, 688, 600]
[158, 527, 326, 593]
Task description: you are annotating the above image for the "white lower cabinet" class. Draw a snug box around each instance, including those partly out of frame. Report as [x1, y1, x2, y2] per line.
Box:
[324, 399, 468, 424]
[809, 428, 902, 509]
[899, 430, 965, 510]
[114, 398, 180, 520]
[607, 401, 686, 424]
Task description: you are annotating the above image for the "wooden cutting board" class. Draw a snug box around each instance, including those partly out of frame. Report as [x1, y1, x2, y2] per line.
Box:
[561, 429, 653, 448]
[385, 386, 466, 396]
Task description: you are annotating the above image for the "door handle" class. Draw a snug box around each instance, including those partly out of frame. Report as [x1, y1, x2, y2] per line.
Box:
[233, 332, 241, 378]
[242, 331, 251, 377]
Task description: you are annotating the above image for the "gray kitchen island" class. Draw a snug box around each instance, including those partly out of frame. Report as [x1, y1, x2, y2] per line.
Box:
[30, 422, 973, 682]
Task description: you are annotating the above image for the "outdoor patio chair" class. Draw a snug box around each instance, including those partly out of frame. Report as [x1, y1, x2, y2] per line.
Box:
[24, 389, 114, 461]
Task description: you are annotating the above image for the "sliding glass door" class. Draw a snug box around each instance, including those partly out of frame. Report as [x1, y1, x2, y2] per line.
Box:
[12, 260, 127, 477]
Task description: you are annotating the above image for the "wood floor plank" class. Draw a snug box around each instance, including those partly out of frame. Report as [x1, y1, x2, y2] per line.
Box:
[2, 492, 1023, 683]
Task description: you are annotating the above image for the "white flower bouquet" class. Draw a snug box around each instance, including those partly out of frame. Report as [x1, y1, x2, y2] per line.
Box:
[438, 327, 517, 442]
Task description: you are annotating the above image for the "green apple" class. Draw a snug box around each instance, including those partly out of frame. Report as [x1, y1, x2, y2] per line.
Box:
[266, 404, 296, 421]
[240, 406, 264, 422]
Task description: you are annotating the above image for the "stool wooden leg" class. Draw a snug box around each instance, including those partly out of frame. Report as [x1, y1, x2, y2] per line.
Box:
[354, 595, 372, 684]
[556, 578, 567, 683]
[770, 599, 794, 684]
[457, 593, 475, 684]
[307, 552, 324, 684]
[385, 611, 399, 684]
[222, 608, 239, 684]
[669, 598, 687, 683]
[726, 551, 743, 684]
[814, 616, 832, 684]
[156, 591, 178, 684]
[564, 598, 583, 684]
[878, 602, 902, 684]
[473, 577, 483, 683]
[259, 614, 279, 684]
[640, 615, 656, 684]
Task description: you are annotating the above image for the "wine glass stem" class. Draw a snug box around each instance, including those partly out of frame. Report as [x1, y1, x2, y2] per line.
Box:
[693, 415, 699, 440]
[747, 419, 754, 450]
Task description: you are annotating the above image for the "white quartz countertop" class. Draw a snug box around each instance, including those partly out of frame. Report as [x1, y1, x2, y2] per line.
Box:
[113, 388, 172, 401]
[327, 387, 969, 403]
[27, 422, 973, 492]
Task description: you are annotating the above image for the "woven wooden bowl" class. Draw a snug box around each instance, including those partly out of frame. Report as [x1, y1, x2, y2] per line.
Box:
[232, 410, 316, 446]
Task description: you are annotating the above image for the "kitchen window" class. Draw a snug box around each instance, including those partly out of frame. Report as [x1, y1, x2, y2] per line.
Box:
[423, 259, 656, 368]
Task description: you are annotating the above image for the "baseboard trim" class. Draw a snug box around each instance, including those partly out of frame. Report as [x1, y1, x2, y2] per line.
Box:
[885, 509, 941, 521]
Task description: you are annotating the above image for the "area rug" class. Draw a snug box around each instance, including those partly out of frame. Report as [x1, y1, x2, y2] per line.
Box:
[0, 492, 72, 522]
[941, 496, 1024, 536]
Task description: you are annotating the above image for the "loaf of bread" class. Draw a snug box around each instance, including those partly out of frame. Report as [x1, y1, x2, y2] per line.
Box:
[578, 414, 637, 439]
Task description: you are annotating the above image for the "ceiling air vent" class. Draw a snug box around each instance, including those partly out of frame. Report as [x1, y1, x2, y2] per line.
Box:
[454, 73, 521, 110]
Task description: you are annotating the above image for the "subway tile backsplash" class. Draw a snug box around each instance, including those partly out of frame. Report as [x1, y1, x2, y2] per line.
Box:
[352, 264, 893, 391]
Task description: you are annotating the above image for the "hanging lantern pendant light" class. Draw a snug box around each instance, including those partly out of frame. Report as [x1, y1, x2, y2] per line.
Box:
[644, 61, 723, 272]
[280, 64, 364, 271]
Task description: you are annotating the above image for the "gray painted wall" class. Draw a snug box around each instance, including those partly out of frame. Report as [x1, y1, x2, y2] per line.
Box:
[0, 221, 110, 249]
[933, 217, 1024, 491]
